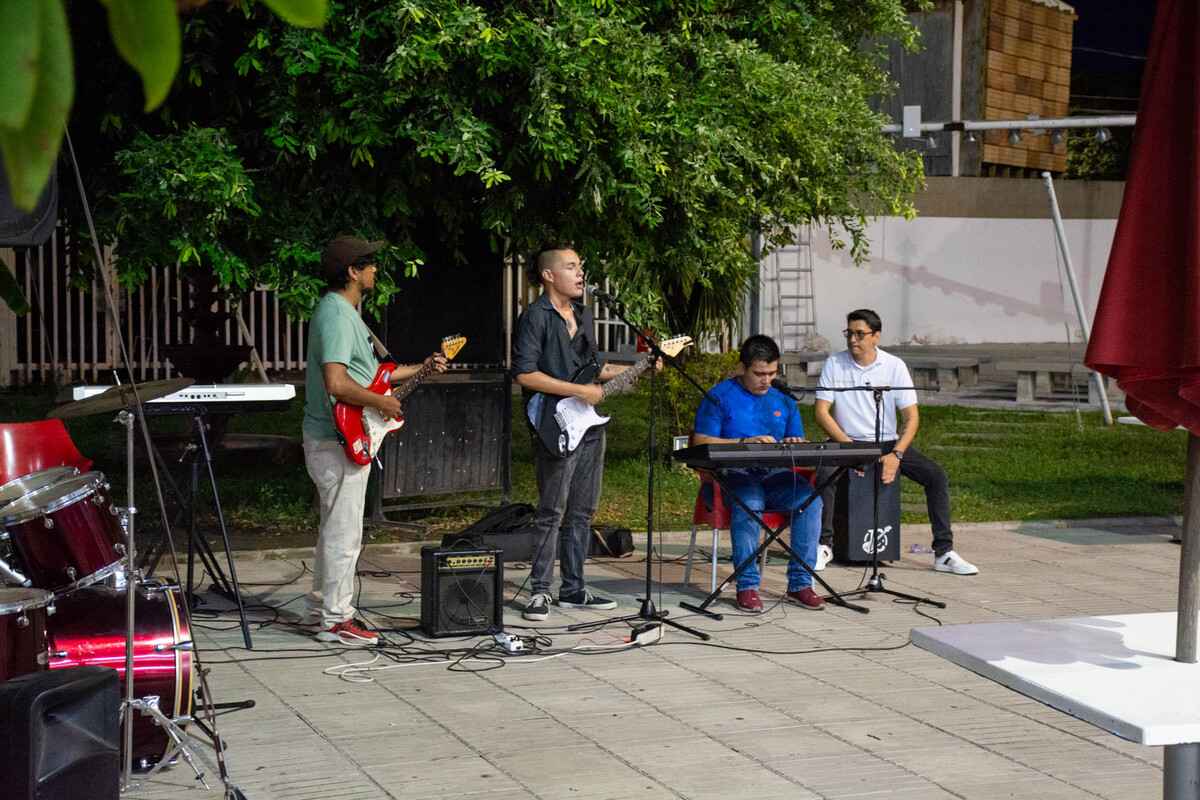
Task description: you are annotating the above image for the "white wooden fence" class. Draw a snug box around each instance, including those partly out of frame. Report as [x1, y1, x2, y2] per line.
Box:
[0, 227, 307, 387]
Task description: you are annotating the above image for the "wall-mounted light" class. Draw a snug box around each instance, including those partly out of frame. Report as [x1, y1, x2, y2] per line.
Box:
[1008, 129, 1022, 146]
[965, 130, 978, 143]
[1051, 130, 1065, 146]
[924, 134, 938, 149]
[1096, 127, 1112, 144]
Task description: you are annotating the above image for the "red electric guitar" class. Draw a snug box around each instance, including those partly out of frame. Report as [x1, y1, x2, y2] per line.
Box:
[334, 334, 467, 465]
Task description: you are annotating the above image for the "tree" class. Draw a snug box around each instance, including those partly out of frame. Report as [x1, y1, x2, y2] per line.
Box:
[0, 0, 328, 314]
[70, 0, 924, 334]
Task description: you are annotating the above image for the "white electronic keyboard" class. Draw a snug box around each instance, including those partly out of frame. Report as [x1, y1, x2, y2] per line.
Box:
[71, 384, 296, 416]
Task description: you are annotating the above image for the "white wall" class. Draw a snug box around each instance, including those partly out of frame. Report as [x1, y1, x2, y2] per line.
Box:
[807, 215, 1118, 346]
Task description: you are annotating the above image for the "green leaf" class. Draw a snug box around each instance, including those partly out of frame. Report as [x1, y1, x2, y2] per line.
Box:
[103, 0, 180, 111]
[0, 0, 72, 212]
[260, 0, 328, 28]
[0, 259, 30, 315]
[0, 0, 39, 129]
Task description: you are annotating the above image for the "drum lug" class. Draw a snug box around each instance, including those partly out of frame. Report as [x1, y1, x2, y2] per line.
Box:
[42, 516, 54, 529]
[51, 650, 67, 659]
[114, 542, 127, 556]
[47, 602, 55, 616]
[16, 613, 28, 628]
[93, 493, 104, 506]
[65, 566, 77, 581]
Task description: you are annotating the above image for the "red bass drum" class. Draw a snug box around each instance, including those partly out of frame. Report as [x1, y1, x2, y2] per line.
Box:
[48, 581, 194, 769]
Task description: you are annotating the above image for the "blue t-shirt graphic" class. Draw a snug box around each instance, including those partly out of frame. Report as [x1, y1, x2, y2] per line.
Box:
[694, 378, 805, 442]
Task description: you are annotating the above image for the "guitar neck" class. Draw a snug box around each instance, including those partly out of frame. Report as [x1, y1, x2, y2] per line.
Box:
[600, 354, 655, 400]
[391, 361, 437, 403]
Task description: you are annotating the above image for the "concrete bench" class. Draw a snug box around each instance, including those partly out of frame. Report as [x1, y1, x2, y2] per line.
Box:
[780, 350, 827, 380]
[899, 355, 984, 393]
[994, 360, 1110, 404]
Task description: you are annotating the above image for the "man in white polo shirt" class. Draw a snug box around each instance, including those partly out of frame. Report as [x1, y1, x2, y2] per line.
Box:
[813, 309, 978, 575]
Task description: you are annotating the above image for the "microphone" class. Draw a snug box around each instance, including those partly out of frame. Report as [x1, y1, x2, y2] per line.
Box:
[587, 284, 616, 303]
[771, 378, 805, 400]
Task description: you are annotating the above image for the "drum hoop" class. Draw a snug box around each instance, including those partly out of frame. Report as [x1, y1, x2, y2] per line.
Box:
[55, 560, 126, 595]
[162, 583, 192, 720]
[0, 473, 105, 525]
[0, 587, 54, 614]
[0, 466, 80, 507]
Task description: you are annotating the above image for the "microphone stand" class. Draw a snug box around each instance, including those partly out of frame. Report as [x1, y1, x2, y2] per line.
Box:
[817, 384, 946, 609]
[566, 288, 708, 640]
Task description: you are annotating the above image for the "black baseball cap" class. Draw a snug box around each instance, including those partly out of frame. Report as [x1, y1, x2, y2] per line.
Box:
[322, 236, 384, 284]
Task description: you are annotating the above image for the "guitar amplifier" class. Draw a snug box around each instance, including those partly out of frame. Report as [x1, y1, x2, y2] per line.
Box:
[420, 546, 504, 637]
[831, 463, 902, 563]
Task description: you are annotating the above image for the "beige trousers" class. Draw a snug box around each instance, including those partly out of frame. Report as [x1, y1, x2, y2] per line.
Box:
[303, 439, 371, 628]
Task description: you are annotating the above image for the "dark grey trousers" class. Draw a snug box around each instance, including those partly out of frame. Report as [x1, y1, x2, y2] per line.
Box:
[529, 428, 606, 596]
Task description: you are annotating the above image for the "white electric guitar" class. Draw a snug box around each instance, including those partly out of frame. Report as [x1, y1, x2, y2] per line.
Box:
[526, 335, 693, 457]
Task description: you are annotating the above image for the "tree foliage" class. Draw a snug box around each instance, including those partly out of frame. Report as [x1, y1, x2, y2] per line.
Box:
[72, 0, 924, 333]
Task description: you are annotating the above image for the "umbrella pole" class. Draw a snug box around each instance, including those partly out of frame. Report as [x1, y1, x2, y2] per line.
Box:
[1041, 173, 1114, 425]
[1165, 434, 1200, 798]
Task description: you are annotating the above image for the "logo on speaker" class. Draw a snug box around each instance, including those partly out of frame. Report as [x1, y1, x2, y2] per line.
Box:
[860, 525, 892, 555]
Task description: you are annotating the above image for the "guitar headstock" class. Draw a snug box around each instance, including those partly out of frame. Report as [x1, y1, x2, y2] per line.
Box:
[441, 334, 467, 360]
[659, 335, 694, 358]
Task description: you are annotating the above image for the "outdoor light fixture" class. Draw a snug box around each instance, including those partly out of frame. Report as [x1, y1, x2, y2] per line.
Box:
[924, 134, 937, 148]
[1008, 129, 1022, 145]
[1096, 127, 1112, 143]
[966, 131, 978, 143]
[1051, 130, 1065, 146]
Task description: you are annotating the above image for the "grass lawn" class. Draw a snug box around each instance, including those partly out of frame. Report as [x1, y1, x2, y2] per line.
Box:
[0, 385, 1187, 546]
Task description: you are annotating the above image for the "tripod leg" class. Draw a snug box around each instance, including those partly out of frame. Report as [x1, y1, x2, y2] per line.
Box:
[194, 414, 254, 650]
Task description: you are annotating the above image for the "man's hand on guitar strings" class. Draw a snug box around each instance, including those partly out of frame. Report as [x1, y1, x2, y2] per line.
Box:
[426, 352, 449, 372]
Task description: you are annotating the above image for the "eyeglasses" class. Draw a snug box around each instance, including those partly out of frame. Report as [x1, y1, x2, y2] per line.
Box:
[842, 329, 875, 341]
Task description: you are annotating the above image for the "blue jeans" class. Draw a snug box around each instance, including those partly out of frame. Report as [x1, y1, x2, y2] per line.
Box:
[720, 470, 822, 591]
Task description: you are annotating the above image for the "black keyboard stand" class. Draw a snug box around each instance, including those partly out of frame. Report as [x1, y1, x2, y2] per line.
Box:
[138, 409, 253, 649]
[679, 464, 871, 618]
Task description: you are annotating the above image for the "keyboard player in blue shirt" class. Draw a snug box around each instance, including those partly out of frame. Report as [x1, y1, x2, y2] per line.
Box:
[692, 335, 824, 613]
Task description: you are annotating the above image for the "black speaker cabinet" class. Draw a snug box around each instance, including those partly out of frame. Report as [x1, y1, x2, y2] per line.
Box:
[832, 463, 902, 563]
[0, 666, 120, 800]
[420, 546, 504, 637]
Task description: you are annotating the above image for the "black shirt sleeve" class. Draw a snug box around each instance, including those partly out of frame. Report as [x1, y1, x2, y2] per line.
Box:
[511, 308, 544, 378]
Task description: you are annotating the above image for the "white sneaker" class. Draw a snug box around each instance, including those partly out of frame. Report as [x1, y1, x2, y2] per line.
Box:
[814, 544, 833, 571]
[933, 550, 978, 575]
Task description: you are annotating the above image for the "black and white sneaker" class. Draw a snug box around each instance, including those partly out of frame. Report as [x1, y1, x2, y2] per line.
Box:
[557, 590, 617, 610]
[523, 593, 552, 621]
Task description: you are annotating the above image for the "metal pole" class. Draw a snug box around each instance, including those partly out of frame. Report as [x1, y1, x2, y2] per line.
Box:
[1176, 434, 1200, 662]
[749, 229, 762, 336]
[120, 410, 137, 788]
[1041, 173, 1114, 425]
[1165, 435, 1200, 799]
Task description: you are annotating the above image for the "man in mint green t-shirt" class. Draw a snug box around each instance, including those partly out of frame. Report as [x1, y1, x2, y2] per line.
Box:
[303, 237, 445, 646]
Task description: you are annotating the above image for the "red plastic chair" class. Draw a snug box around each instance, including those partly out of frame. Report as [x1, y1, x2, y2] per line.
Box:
[683, 468, 816, 593]
[0, 420, 93, 486]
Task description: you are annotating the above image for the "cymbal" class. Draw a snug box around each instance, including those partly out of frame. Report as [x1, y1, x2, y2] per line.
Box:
[47, 378, 195, 420]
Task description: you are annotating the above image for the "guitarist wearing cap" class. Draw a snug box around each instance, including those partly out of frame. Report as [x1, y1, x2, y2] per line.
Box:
[512, 243, 632, 622]
[302, 236, 447, 646]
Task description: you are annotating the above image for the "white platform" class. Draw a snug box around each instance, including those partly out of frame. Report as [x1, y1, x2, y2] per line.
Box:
[912, 612, 1200, 746]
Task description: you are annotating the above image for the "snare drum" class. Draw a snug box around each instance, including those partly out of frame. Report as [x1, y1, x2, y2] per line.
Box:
[48, 581, 194, 769]
[0, 587, 54, 682]
[0, 472, 125, 592]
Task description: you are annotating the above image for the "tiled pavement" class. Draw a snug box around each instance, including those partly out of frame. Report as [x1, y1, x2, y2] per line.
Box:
[125, 517, 1183, 799]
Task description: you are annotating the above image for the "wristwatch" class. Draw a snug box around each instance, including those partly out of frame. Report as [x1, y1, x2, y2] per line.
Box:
[892, 449, 905, 461]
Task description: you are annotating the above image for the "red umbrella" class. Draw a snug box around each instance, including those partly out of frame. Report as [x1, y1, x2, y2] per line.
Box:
[1085, 2, 1200, 791]
[1085, 0, 1200, 434]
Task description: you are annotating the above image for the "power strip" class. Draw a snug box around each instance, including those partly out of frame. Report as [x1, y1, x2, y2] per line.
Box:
[630, 623, 664, 646]
[492, 632, 526, 655]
